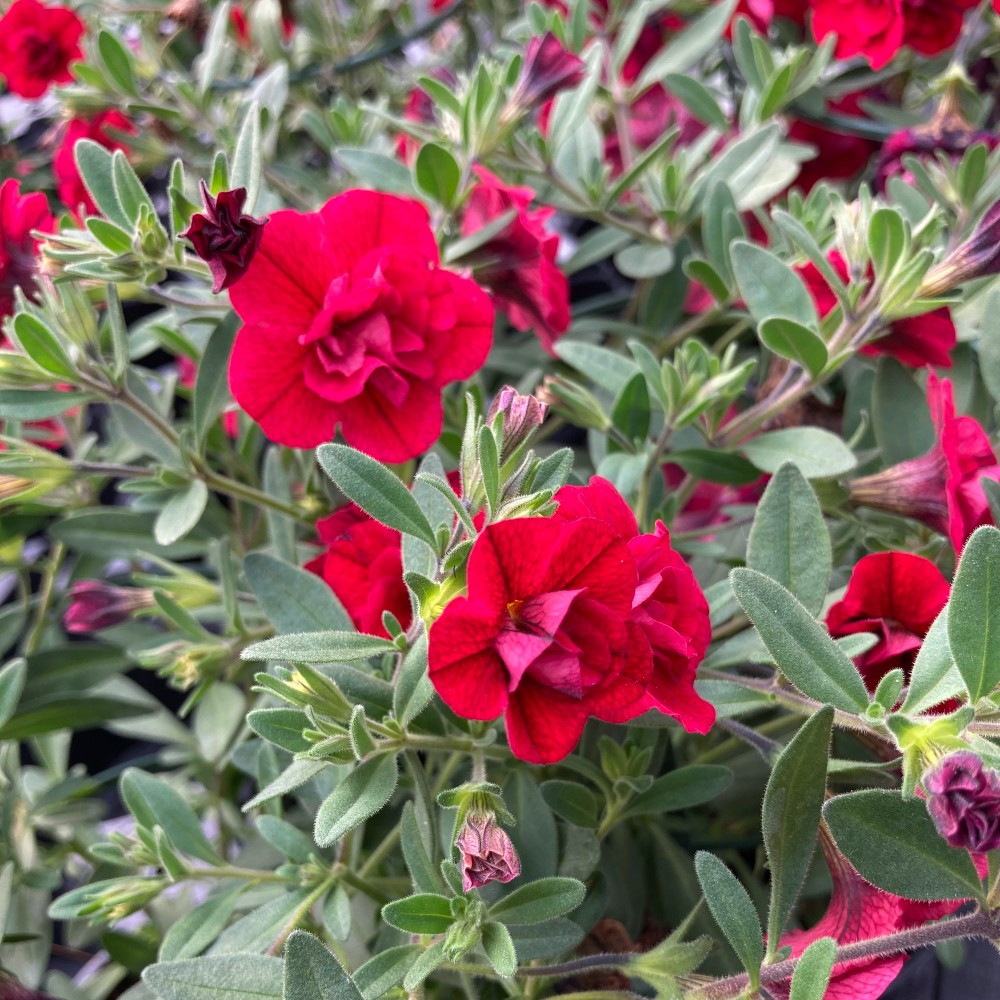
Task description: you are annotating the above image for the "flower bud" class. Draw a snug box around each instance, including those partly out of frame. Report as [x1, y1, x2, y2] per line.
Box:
[63, 581, 156, 633]
[508, 33, 585, 112]
[920, 200, 1000, 298]
[537, 375, 610, 431]
[181, 182, 267, 293]
[455, 810, 520, 893]
[924, 751, 1000, 852]
[486, 386, 547, 463]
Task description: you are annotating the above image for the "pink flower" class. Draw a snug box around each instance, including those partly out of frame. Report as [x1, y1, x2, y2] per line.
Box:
[826, 552, 950, 694]
[0, 0, 84, 99]
[455, 811, 521, 892]
[228, 190, 493, 461]
[0, 178, 52, 319]
[553, 477, 715, 734]
[924, 752, 1000, 852]
[460, 167, 569, 354]
[849, 374, 1000, 553]
[509, 32, 585, 111]
[810, 0, 905, 70]
[428, 511, 653, 764]
[63, 581, 155, 633]
[181, 184, 267, 293]
[53, 111, 137, 218]
[304, 503, 412, 640]
[486, 386, 548, 462]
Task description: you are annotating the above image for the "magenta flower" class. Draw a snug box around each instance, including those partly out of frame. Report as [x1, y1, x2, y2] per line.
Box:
[924, 752, 1000, 853]
[486, 386, 548, 462]
[63, 581, 155, 633]
[509, 32, 585, 110]
[455, 811, 521, 892]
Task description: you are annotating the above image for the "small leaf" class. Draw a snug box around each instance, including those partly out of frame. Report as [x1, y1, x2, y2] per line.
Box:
[694, 852, 763, 990]
[154, 481, 209, 546]
[742, 427, 856, 479]
[747, 462, 831, 615]
[540, 781, 599, 828]
[731, 241, 818, 328]
[901, 608, 964, 715]
[823, 790, 985, 901]
[11, 314, 76, 379]
[317, 444, 436, 547]
[74, 139, 130, 227]
[762, 708, 833, 955]
[353, 946, 420, 1000]
[283, 930, 364, 1000]
[758, 317, 827, 378]
[622, 765, 733, 819]
[0, 659, 26, 729]
[381, 894, 454, 935]
[231, 102, 262, 212]
[488, 877, 585, 925]
[482, 922, 517, 979]
[193, 314, 239, 446]
[789, 937, 836, 1000]
[159, 887, 246, 961]
[414, 143, 461, 207]
[242, 631, 396, 663]
[314, 755, 398, 847]
[731, 569, 870, 713]
[947, 525, 1000, 701]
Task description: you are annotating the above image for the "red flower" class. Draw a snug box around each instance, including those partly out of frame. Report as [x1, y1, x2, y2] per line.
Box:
[0, 178, 52, 319]
[181, 183, 267, 293]
[875, 119, 998, 191]
[228, 190, 493, 461]
[460, 167, 569, 354]
[177, 355, 239, 438]
[788, 94, 879, 194]
[455, 811, 521, 892]
[427, 514, 653, 764]
[849, 374, 1000, 552]
[553, 477, 715, 734]
[826, 552, 950, 694]
[0, 0, 84, 99]
[508, 32, 585, 111]
[796, 251, 955, 368]
[810, 0, 904, 70]
[305, 502, 412, 640]
[924, 752, 1000, 853]
[901, 0, 979, 57]
[770, 837, 972, 1000]
[54, 111, 136, 218]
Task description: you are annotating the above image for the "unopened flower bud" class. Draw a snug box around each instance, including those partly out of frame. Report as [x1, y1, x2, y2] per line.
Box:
[181, 182, 267, 293]
[63, 581, 156, 633]
[920, 200, 1000, 298]
[508, 33, 585, 112]
[455, 810, 520, 893]
[924, 751, 1000, 852]
[537, 375, 609, 431]
[487, 386, 548, 463]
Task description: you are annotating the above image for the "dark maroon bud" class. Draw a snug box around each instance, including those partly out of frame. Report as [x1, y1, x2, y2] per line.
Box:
[924, 751, 1000, 853]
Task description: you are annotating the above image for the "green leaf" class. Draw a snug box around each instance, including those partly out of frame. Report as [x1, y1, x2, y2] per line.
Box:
[154, 480, 209, 546]
[98, 28, 138, 93]
[401, 940, 446, 991]
[730, 568, 870, 713]
[414, 143, 461, 207]
[694, 852, 763, 990]
[662, 73, 728, 130]
[540, 781, 599, 828]
[0, 658, 26, 730]
[488, 877, 585, 925]
[159, 887, 246, 961]
[622, 765, 733, 818]
[401, 800, 446, 894]
[872, 357, 935, 465]
[731, 241, 818, 328]
[314, 754, 398, 847]
[634, 0, 738, 90]
[901, 609, 964, 714]
[11, 314, 75, 380]
[244, 552, 352, 634]
[947, 525, 1000, 701]
[555, 341, 640, 397]
[337, 148, 416, 196]
[353, 946, 420, 1000]
[610, 372, 651, 443]
[668, 448, 761, 485]
[789, 937, 836, 1000]
[747, 462, 831, 615]
[231, 102, 262, 212]
[144, 956, 283, 1000]
[508, 918, 585, 961]
[742, 427, 857, 479]
[381, 894, 454, 935]
[283, 931, 363, 1000]
[758, 317, 827, 378]
[211, 890, 311, 954]
[393, 633, 434, 729]
[317, 444, 437, 547]
[614, 243, 675, 279]
[762, 708, 833, 956]
[823, 790, 984, 901]
[868, 207, 907, 282]
[242, 631, 395, 663]
[0, 389, 91, 420]
[482, 922, 517, 979]
[0, 696, 150, 740]
[50, 509, 210, 559]
[322, 886, 352, 941]
[121, 768, 222, 865]
[246, 708, 311, 753]
[74, 139, 131, 228]
[193, 314, 239, 446]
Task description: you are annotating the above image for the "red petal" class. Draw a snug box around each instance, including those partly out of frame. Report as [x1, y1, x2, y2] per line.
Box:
[554, 476, 639, 540]
[505, 677, 589, 764]
[336, 378, 444, 463]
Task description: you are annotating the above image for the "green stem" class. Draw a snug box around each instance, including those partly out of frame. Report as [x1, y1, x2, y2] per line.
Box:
[269, 875, 337, 955]
[185, 866, 292, 883]
[337, 866, 392, 905]
[23, 540, 64, 655]
[635, 420, 674, 532]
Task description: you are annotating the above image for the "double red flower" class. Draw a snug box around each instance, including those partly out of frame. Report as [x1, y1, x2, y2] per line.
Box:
[0, 0, 84, 98]
[428, 478, 713, 764]
[0, 178, 52, 319]
[228, 190, 493, 461]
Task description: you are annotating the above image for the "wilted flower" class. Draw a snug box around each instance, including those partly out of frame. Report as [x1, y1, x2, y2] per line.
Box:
[63, 581, 156, 633]
[920, 200, 1000, 298]
[181, 183, 267, 293]
[455, 811, 520, 892]
[507, 32, 585, 112]
[924, 751, 1000, 852]
[486, 386, 547, 462]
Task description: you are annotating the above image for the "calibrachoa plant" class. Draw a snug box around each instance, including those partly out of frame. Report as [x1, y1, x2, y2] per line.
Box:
[8, 2, 1000, 1000]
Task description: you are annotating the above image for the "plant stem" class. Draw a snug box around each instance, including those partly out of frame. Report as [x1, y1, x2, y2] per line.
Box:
[23, 540, 64, 655]
[635, 420, 674, 532]
[269, 875, 337, 955]
[185, 865, 292, 883]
